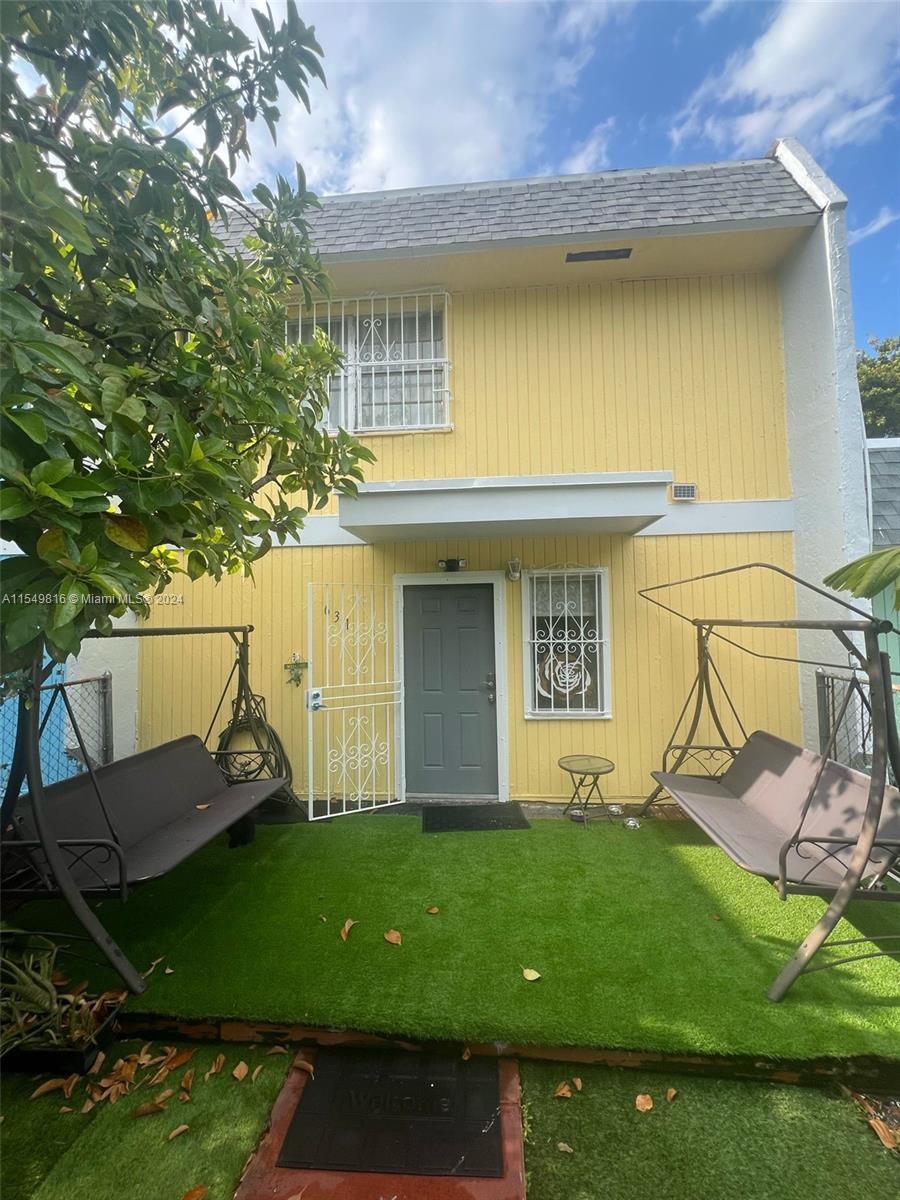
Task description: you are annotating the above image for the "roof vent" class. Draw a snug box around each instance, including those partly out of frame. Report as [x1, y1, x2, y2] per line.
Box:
[565, 248, 632, 263]
[671, 482, 698, 502]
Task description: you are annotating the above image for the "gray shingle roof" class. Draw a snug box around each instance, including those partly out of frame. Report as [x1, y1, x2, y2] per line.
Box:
[215, 155, 819, 257]
[870, 442, 900, 548]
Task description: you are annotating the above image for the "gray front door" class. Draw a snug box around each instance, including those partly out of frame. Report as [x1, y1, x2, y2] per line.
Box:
[403, 584, 498, 797]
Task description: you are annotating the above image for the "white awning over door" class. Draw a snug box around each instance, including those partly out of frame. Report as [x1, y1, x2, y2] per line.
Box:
[338, 471, 673, 543]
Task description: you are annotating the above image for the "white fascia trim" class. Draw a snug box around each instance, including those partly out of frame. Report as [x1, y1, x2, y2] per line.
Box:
[769, 138, 847, 210]
[868, 437, 900, 449]
[278, 499, 796, 548]
[356, 471, 671, 494]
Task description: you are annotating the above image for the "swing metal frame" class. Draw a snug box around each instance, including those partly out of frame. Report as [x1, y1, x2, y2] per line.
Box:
[0, 625, 291, 993]
[638, 563, 900, 1000]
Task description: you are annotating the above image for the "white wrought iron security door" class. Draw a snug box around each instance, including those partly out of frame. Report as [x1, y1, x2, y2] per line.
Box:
[306, 582, 402, 819]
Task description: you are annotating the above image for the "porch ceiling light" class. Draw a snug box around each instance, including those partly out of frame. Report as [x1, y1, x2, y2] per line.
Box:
[565, 248, 632, 263]
[438, 557, 467, 572]
[506, 557, 522, 582]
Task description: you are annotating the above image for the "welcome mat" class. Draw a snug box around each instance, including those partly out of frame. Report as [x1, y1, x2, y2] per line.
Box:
[422, 803, 531, 834]
[277, 1047, 504, 1178]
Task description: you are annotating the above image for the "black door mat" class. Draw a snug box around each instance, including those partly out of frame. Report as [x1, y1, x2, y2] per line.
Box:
[422, 802, 531, 833]
[277, 1047, 503, 1178]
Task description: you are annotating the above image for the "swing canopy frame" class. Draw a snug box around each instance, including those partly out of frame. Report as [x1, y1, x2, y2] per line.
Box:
[0, 625, 293, 994]
[639, 563, 900, 1001]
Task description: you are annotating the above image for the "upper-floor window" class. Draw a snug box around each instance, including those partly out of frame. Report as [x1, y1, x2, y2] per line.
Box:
[523, 569, 611, 718]
[288, 292, 451, 433]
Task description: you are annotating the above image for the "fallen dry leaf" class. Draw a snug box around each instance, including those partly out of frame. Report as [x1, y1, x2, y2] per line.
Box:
[666, 1087, 678, 1103]
[868, 1117, 900, 1151]
[164, 967, 175, 975]
[134, 1101, 167, 1118]
[195, 803, 210, 811]
[384, 929, 402, 946]
[319, 914, 327, 923]
[142, 956, 165, 978]
[554, 1082, 573, 1099]
[80, 1099, 95, 1115]
[573, 1077, 583, 1092]
[635, 1094, 654, 1113]
[181, 1068, 195, 1094]
[426, 906, 440, 914]
[266, 1045, 288, 1056]
[179, 1189, 208, 1200]
[252, 1065, 263, 1083]
[88, 1051, 106, 1077]
[285, 1187, 310, 1200]
[557, 1141, 574, 1154]
[155, 1088, 175, 1105]
[232, 1061, 249, 1082]
[293, 1058, 315, 1078]
[169, 1123, 189, 1141]
[58, 1106, 73, 1114]
[203, 1053, 225, 1082]
[340, 918, 357, 942]
[522, 967, 541, 982]
[62, 1074, 80, 1099]
[30, 1079, 66, 1100]
[461, 1046, 472, 1061]
[711, 914, 722, 922]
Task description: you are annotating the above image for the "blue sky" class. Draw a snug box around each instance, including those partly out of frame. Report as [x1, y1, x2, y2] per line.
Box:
[237, 1, 900, 345]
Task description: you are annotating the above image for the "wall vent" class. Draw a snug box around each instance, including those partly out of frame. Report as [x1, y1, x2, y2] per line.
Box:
[671, 483, 698, 502]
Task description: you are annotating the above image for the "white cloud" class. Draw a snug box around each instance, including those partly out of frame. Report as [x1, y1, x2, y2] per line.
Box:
[226, 0, 630, 195]
[561, 117, 616, 174]
[848, 205, 900, 245]
[671, 0, 900, 156]
[697, 0, 735, 25]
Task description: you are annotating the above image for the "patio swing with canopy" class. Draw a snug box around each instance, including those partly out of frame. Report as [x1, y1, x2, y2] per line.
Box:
[639, 563, 900, 1001]
[0, 624, 295, 993]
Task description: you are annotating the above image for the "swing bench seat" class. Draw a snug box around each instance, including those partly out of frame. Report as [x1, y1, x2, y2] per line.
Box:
[9, 735, 286, 895]
[653, 730, 900, 892]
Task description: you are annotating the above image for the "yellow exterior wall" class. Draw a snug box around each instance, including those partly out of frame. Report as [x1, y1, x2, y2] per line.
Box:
[338, 274, 789, 501]
[139, 531, 800, 801]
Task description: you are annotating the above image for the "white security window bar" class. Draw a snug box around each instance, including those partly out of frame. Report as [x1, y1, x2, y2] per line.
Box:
[524, 569, 611, 718]
[287, 292, 451, 432]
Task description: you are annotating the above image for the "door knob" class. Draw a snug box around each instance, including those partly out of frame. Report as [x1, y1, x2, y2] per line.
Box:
[485, 671, 496, 704]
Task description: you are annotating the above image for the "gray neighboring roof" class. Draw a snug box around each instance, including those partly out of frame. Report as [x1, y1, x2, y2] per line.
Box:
[215, 155, 820, 257]
[869, 441, 900, 548]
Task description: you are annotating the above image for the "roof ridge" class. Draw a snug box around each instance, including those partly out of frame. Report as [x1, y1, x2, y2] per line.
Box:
[316, 156, 779, 205]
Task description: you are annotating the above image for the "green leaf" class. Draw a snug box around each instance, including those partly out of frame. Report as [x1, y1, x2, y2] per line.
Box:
[36, 527, 69, 563]
[31, 459, 75, 487]
[0, 487, 34, 519]
[186, 549, 207, 580]
[50, 576, 90, 629]
[103, 513, 150, 552]
[5, 409, 48, 444]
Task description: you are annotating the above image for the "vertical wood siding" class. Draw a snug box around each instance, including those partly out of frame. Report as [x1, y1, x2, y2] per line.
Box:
[139, 532, 799, 800]
[340, 275, 789, 501]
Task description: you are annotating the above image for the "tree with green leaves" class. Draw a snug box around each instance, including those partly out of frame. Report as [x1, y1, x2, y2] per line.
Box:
[825, 548, 900, 611]
[0, 0, 373, 675]
[858, 335, 900, 438]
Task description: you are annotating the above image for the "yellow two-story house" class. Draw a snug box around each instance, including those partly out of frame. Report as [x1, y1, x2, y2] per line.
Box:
[137, 138, 869, 816]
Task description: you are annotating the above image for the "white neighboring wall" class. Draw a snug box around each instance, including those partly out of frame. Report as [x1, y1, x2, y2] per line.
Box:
[773, 139, 870, 747]
[66, 614, 139, 759]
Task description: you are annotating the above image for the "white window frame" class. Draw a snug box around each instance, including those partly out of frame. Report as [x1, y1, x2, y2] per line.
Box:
[521, 567, 612, 720]
[291, 291, 452, 435]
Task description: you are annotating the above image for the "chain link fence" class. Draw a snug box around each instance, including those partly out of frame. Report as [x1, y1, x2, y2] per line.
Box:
[816, 668, 898, 787]
[0, 672, 113, 796]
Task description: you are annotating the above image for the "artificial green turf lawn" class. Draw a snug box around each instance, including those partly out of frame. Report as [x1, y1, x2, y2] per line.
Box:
[519, 1061, 900, 1200]
[0, 1040, 290, 1200]
[17, 817, 900, 1060]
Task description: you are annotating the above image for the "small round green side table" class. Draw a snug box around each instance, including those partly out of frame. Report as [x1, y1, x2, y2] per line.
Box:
[558, 754, 616, 824]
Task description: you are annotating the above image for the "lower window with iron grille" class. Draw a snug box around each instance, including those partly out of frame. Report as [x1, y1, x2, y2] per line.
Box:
[523, 569, 611, 718]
